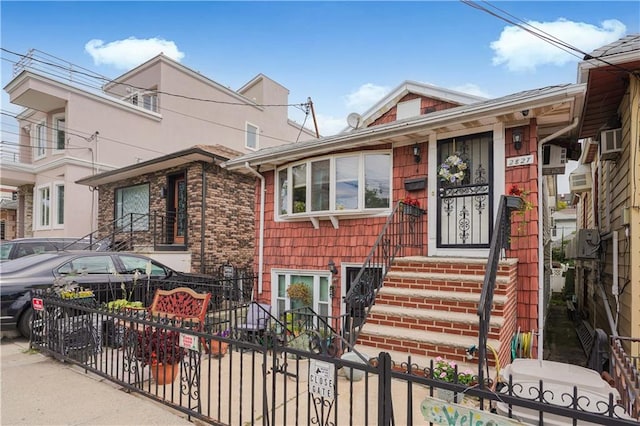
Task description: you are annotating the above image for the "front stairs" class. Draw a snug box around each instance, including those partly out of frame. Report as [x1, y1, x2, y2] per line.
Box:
[355, 256, 518, 374]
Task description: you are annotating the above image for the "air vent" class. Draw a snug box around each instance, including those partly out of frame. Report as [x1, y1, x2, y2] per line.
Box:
[542, 144, 567, 175]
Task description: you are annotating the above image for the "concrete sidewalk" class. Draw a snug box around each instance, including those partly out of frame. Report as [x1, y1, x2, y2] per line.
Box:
[1, 337, 193, 426]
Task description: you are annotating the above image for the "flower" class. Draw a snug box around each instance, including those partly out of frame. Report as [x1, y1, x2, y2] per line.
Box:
[432, 357, 475, 385]
[216, 329, 230, 338]
[508, 184, 525, 197]
[136, 327, 185, 366]
[438, 154, 468, 184]
[402, 195, 420, 208]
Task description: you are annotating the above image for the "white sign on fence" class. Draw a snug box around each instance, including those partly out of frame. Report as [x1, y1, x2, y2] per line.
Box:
[179, 333, 200, 352]
[309, 359, 335, 401]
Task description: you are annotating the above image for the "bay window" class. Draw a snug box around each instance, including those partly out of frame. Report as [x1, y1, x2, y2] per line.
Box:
[54, 115, 66, 150]
[34, 121, 46, 159]
[37, 185, 50, 228]
[54, 184, 65, 226]
[276, 151, 391, 217]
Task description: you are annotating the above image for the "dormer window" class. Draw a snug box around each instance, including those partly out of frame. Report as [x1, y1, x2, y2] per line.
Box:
[276, 151, 391, 219]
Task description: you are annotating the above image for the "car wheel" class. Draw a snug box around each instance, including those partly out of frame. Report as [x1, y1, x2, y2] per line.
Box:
[17, 308, 33, 339]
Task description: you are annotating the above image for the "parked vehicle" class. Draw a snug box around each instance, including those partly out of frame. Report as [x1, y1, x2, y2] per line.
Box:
[0, 251, 203, 338]
[0, 237, 109, 262]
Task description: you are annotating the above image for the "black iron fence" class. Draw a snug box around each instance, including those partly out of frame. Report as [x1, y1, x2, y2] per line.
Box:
[29, 290, 638, 425]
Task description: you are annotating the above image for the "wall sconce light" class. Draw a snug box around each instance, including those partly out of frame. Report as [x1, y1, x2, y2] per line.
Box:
[160, 186, 167, 199]
[328, 259, 338, 275]
[413, 143, 421, 164]
[512, 128, 523, 151]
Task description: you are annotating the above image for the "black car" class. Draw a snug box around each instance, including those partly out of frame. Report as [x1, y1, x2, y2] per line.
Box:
[0, 251, 199, 338]
[0, 237, 109, 262]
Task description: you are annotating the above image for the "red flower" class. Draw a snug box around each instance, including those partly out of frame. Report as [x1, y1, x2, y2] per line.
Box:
[402, 196, 420, 207]
[508, 184, 524, 197]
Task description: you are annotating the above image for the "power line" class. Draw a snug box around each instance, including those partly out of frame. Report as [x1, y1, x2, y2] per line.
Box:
[2, 48, 310, 109]
[460, 0, 640, 77]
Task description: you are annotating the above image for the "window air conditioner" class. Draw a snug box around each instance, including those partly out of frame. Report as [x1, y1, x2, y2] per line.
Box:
[569, 164, 592, 193]
[600, 128, 622, 160]
[542, 144, 567, 175]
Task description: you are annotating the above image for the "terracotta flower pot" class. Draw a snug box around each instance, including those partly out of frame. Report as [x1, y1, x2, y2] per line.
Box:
[150, 362, 179, 385]
[210, 340, 229, 358]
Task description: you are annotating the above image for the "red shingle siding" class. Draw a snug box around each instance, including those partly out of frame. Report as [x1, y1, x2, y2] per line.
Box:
[505, 124, 540, 340]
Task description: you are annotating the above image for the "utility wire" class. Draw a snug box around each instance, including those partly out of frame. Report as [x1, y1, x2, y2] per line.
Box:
[2, 47, 310, 109]
[460, 0, 640, 77]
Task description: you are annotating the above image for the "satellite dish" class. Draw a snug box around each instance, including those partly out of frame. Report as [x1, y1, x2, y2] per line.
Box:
[346, 112, 362, 129]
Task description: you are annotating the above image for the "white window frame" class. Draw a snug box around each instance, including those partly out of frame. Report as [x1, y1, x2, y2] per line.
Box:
[52, 114, 66, 152]
[272, 270, 332, 322]
[33, 120, 46, 160]
[275, 151, 392, 219]
[54, 182, 65, 228]
[246, 122, 259, 150]
[34, 184, 51, 230]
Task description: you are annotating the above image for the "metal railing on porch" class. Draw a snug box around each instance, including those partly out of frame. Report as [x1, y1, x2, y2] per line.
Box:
[63, 212, 186, 253]
[477, 195, 519, 385]
[343, 201, 425, 348]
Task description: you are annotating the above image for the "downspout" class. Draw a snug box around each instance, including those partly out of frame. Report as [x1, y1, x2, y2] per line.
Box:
[537, 117, 579, 360]
[245, 162, 265, 295]
[201, 162, 206, 274]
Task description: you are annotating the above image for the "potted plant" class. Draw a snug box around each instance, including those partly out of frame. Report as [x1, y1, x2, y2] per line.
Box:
[286, 282, 312, 307]
[431, 357, 475, 402]
[136, 326, 185, 385]
[105, 268, 148, 312]
[507, 184, 534, 235]
[210, 329, 230, 358]
[401, 195, 422, 216]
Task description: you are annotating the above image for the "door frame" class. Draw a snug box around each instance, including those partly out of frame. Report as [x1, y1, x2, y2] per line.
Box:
[427, 124, 506, 258]
[166, 172, 187, 245]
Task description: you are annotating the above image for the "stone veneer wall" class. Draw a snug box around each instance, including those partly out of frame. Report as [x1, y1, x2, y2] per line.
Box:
[96, 161, 255, 273]
[17, 185, 33, 238]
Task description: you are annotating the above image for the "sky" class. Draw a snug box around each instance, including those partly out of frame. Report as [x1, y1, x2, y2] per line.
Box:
[2, 1, 639, 192]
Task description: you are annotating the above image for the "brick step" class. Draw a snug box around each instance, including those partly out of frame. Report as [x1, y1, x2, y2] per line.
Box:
[383, 270, 512, 294]
[376, 287, 508, 315]
[356, 323, 502, 367]
[367, 305, 503, 340]
[391, 256, 517, 278]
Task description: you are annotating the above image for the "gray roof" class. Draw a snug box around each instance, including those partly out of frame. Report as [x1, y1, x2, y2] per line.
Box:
[224, 83, 584, 171]
[584, 34, 640, 59]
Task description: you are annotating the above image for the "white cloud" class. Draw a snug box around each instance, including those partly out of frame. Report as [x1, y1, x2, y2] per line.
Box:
[344, 83, 390, 112]
[311, 113, 347, 137]
[85, 37, 185, 70]
[451, 83, 491, 98]
[491, 19, 627, 72]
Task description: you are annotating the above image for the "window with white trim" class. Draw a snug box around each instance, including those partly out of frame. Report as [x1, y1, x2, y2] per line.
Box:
[276, 151, 391, 217]
[246, 123, 259, 150]
[274, 272, 331, 321]
[34, 121, 46, 159]
[36, 185, 51, 228]
[54, 183, 65, 226]
[115, 183, 149, 231]
[124, 90, 158, 112]
[53, 115, 66, 151]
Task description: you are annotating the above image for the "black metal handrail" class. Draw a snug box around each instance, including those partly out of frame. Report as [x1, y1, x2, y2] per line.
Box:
[62, 212, 181, 252]
[343, 201, 425, 348]
[476, 195, 518, 386]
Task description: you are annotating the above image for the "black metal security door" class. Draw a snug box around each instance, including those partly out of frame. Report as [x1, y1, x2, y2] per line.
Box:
[437, 132, 493, 248]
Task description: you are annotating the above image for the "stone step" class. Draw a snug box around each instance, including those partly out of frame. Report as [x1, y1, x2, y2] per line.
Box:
[367, 305, 503, 340]
[376, 287, 508, 316]
[356, 323, 502, 367]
